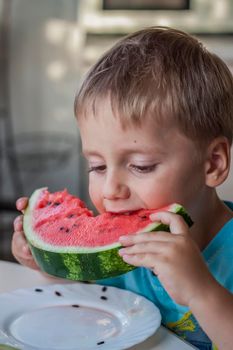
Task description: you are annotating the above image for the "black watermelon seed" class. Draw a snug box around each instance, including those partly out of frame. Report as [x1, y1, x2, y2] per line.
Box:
[67, 214, 75, 218]
[102, 286, 107, 292]
[72, 304, 80, 308]
[46, 201, 52, 206]
[59, 227, 64, 230]
[35, 288, 43, 292]
[100, 296, 108, 300]
[54, 202, 61, 206]
[97, 341, 105, 345]
[65, 228, 70, 233]
[55, 291, 62, 296]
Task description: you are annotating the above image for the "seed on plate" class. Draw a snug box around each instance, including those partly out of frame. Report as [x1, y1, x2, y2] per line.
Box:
[55, 291, 62, 296]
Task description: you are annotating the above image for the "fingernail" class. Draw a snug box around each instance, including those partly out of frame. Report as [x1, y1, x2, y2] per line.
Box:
[149, 214, 159, 220]
[122, 254, 131, 262]
[22, 245, 29, 254]
[149, 212, 157, 218]
[119, 236, 128, 241]
[118, 248, 126, 256]
[14, 217, 20, 225]
[15, 222, 21, 230]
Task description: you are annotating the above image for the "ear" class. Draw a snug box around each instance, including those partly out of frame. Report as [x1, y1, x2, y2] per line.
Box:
[205, 137, 231, 187]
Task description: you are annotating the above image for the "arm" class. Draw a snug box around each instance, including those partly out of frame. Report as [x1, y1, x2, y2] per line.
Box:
[189, 279, 233, 350]
[119, 211, 233, 350]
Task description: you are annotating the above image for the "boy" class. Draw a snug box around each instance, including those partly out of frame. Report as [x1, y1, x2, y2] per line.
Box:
[12, 27, 233, 349]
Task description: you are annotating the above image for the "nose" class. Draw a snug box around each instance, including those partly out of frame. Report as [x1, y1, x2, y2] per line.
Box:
[103, 170, 130, 200]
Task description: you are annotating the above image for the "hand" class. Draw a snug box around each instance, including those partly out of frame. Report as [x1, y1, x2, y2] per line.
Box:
[119, 211, 216, 307]
[12, 197, 40, 270]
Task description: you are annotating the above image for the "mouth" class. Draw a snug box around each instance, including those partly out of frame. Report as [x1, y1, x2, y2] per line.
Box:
[107, 209, 143, 215]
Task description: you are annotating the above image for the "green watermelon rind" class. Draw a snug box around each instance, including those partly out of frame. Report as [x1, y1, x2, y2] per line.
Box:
[23, 188, 193, 281]
[30, 244, 135, 281]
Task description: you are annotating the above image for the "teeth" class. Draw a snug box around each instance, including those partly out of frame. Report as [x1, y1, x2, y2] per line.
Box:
[120, 211, 137, 215]
[108, 209, 142, 215]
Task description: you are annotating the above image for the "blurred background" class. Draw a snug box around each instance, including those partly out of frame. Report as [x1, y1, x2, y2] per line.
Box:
[0, 0, 233, 261]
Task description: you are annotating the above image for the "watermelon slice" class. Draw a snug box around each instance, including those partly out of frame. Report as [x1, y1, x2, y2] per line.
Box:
[23, 188, 193, 281]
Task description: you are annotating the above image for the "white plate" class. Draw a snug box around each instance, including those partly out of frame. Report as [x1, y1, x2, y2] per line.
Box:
[0, 283, 161, 350]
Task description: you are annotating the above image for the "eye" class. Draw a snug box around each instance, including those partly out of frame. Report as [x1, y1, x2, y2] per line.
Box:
[130, 164, 157, 173]
[88, 165, 106, 173]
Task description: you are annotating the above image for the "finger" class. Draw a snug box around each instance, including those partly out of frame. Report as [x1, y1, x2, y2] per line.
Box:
[12, 231, 31, 258]
[14, 253, 39, 271]
[13, 215, 24, 231]
[16, 197, 28, 212]
[121, 252, 158, 269]
[11, 232, 40, 271]
[119, 231, 172, 246]
[119, 241, 168, 256]
[149, 211, 189, 235]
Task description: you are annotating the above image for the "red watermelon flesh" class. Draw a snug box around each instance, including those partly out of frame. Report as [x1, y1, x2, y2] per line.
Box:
[33, 189, 160, 247]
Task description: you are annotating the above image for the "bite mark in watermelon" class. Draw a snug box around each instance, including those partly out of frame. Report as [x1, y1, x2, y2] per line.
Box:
[23, 188, 193, 281]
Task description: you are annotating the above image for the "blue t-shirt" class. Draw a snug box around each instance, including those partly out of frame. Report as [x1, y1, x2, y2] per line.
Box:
[98, 201, 233, 350]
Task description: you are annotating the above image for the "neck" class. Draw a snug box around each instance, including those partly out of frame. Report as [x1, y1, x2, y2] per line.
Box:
[189, 190, 233, 251]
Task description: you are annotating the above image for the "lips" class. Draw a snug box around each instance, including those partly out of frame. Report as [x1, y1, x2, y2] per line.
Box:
[106, 208, 145, 215]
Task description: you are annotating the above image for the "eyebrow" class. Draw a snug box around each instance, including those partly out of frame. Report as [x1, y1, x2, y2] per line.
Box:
[81, 150, 101, 157]
[82, 147, 165, 157]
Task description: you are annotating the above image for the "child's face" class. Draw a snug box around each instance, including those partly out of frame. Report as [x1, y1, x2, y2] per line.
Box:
[78, 98, 206, 214]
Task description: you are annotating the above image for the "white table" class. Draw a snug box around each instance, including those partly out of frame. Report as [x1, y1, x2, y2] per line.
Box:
[0, 260, 196, 350]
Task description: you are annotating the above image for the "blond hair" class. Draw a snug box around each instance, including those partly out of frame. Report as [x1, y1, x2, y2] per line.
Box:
[75, 27, 233, 145]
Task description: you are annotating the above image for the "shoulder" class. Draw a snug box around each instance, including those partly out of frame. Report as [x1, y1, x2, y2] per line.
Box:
[224, 200, 233, 211]
[222, 201, 233, 229]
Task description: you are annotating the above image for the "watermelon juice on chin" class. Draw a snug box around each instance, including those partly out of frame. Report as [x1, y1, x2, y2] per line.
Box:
[23, 187, 193, 281]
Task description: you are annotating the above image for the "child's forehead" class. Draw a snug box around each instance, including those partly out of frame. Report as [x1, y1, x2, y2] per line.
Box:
[77, 94, 207, 159]
[77, 94, 176, 132]
[79, 101, 194, 149]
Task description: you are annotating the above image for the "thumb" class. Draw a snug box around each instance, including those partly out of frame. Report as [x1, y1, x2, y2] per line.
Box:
[149, 211, 189, 235]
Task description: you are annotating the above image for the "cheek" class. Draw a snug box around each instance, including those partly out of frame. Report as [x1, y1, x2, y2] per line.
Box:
[137, 172, 194, 209]
[135, 178, 172, 209]
[160, 164, 205, 207]
[147, 190, 174, 208]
